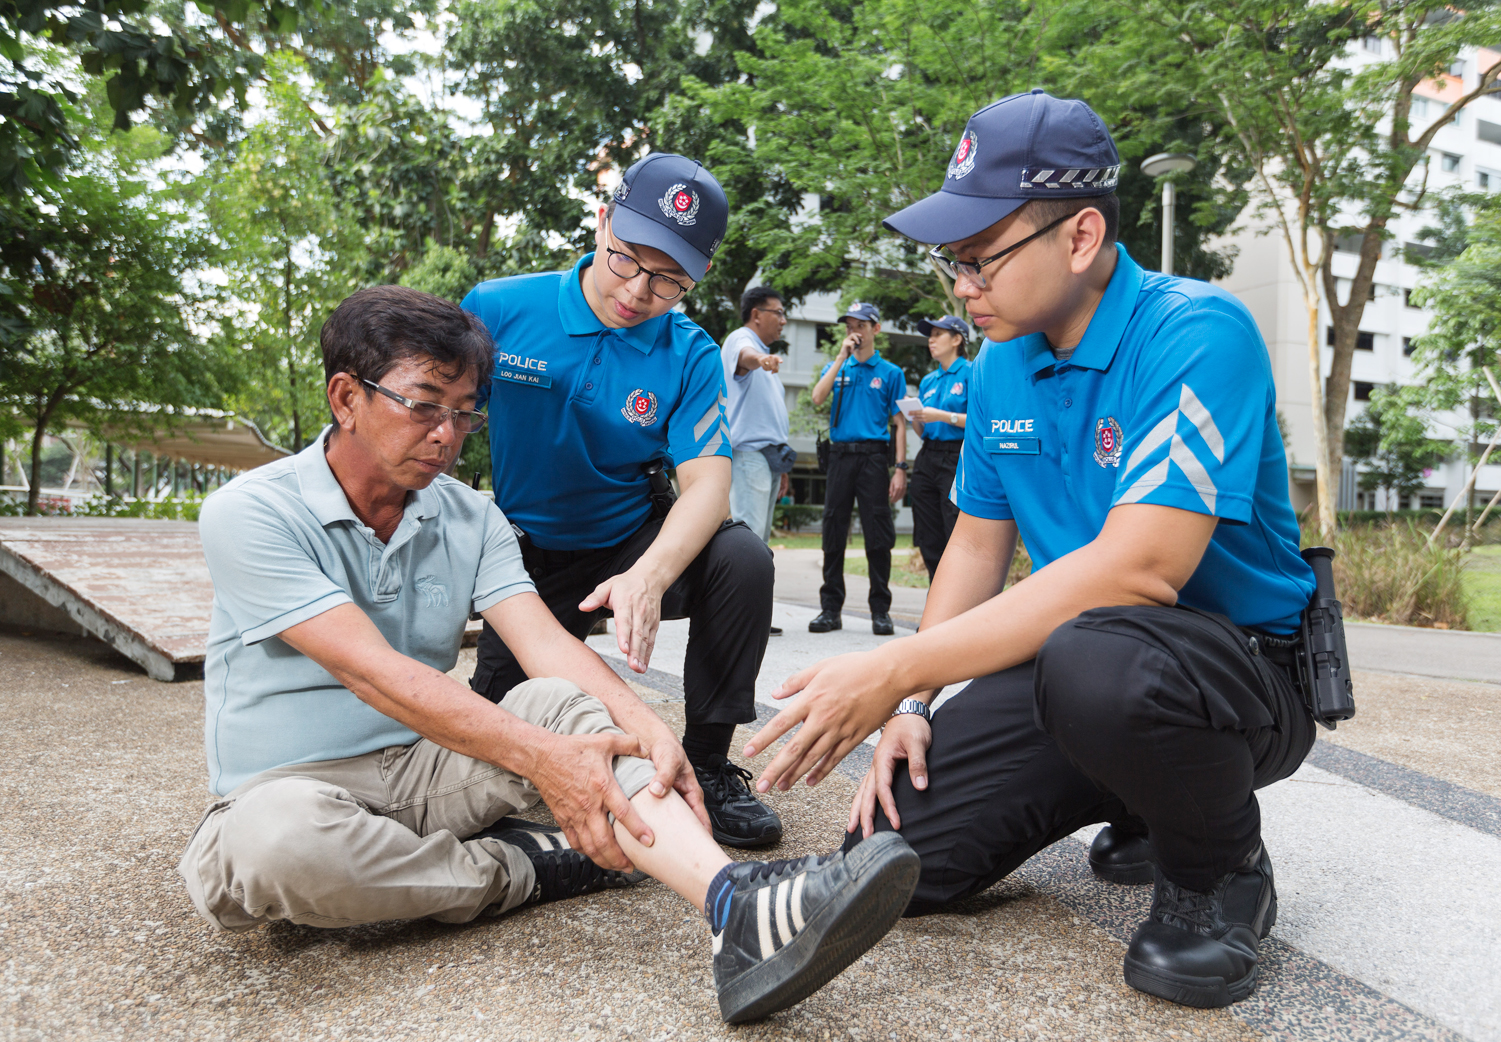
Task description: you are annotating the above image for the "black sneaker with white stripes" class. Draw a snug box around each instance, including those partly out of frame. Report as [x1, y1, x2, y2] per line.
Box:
[475, 817, 644, 907]
[706, 831, 920, 1023]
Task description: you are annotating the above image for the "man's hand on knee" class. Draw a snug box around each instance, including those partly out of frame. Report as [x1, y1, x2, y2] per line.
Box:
[528, 732, 655, 871]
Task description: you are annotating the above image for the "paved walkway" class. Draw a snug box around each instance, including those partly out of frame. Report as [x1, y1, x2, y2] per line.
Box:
[3, 553, 1498, 1041]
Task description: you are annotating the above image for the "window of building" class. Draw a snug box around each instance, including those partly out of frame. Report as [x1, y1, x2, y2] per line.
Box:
[1326, 327, 1376, 351]
[1441, 152, 1462, 172]
[1479, 168, 1499, 191]
[1403, 336, 1416, 356]
[1404, 240, 1436, 262]
[1420, 492, 1445, 510]
[1479, 119, 1501, 146]
[1405, 288, 1419, 308]
[1354, 382, 1375, 401]
[1363, 35, 1384, 53]
[1450, 59, 1467, 78]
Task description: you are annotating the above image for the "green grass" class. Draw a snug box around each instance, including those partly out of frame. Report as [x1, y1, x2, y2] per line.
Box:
[1463, 545, 1501, 632]
[843, 551, 931, 588]
[769, 533, 917, 550]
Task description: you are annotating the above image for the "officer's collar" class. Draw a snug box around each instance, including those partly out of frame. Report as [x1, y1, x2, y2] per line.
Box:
[295, 425, 441, 528]
[1023, 243, 1142, 377]
[938, 355, 968, 375]
[846, 349, 883, 368]
[558, 252, 665, 356]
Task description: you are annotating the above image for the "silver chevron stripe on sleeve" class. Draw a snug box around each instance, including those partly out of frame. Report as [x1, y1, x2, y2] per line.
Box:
[1116, 384, 1221, 512]
[693, 399, 723, 441]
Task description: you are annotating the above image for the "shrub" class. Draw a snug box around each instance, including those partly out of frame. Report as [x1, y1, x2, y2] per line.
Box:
[774, 503, 824, 532]
[1308, 520, 1469, 629]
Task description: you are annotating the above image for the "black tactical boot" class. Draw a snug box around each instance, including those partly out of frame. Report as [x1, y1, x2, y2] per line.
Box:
[475, 818, 643, 907]
[1123, 844, 1277, 1008]
[695, 754, 784, 848]
[808, 611, 842, 633]
[1089, 825, 1156, 885]
[709, 831, 920, 1023]
[870, 612, 895, 636]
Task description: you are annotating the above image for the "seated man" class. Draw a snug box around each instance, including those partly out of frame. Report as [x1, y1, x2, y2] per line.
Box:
[177, 285, 918, 1024]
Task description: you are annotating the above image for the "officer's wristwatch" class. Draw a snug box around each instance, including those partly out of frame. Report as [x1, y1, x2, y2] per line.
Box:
[950, 412, 961, 425]
[894, 462, 909, 471]
[891, 697, 931, 722]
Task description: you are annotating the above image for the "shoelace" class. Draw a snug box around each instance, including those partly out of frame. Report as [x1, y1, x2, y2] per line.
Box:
[701, 760, 760, 805]
[531, 848, 621, 901]
[742, 851, 833, 886]
[1153, 878, 1224, 934]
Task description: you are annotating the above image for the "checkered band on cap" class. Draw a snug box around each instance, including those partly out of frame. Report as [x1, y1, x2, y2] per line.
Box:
[1020, 165, 1121, 191]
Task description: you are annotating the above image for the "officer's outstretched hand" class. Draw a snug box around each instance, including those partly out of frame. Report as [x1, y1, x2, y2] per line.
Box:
[579, 568, 662, 673]
[848, 713, 931, 839]
[744, 649, 903, 793]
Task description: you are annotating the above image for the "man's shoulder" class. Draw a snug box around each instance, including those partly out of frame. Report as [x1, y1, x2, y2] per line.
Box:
[200, 455, 302, 524]
[424, 473, 502, 523]
[464, 270, 566, 320]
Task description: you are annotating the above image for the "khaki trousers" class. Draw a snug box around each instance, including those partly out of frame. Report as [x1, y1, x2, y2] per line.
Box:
[178, 678, 657, 931]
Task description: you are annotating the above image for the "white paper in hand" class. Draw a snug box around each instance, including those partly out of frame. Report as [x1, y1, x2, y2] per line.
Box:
[897, 396, 923, 420]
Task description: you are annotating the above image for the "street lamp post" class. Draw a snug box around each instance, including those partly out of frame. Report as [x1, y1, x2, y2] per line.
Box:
[1139, 153, 1198, 276]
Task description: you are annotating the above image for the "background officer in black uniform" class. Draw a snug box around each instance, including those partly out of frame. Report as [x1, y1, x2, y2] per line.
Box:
[808, 303, 908, 636]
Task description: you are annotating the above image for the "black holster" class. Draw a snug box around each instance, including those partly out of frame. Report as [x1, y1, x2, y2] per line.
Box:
[1297, 546, 1356, 730]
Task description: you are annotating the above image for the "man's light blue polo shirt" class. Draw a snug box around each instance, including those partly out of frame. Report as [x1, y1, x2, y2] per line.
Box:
[721, 326, 791, 451]
[820, 351, 905, 442]
[465, 254, 732, 550]
[952, 245, 1314, 633]
[198, 429, 536, 795]
[917, 356, 971, 443]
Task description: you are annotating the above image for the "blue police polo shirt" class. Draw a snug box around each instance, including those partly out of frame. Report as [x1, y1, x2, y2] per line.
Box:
[952, 245, 1314, 633]
[820, 351, 905, 442]
[918, 356, 971, 442]
[465, 254, 731, 550]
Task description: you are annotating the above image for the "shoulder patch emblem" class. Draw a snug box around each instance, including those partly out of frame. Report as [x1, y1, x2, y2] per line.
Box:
[623, 389, 659, 426]
[1094, 416, 1123, 468]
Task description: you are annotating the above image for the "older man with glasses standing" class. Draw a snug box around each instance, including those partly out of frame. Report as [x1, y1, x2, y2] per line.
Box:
[460, 154, 783, 851]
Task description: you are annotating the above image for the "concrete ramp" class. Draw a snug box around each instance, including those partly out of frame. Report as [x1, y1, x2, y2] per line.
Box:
[0, 517, 485, 682]
[0, 518, 213, 681]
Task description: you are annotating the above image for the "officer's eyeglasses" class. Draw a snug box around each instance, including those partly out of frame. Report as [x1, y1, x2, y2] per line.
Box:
[928, 211, 1080, 289]
[363, 380, 488, 434]
[604, 243, 694, 302]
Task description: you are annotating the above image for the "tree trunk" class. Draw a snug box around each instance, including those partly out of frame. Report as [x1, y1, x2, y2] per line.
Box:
[1304, 294, 1336, 537]
[26, 423, 46, 516]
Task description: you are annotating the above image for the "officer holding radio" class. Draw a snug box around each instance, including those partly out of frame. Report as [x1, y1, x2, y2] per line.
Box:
[462, 153, 783, 850]
[742, 90, 1353, 1009]
[907, 316, 972, 580]
[808, 303, 908, 637]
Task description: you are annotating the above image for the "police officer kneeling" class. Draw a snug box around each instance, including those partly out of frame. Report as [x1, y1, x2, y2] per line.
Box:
[462, 154, 781, 848]
[743, 91, 1327, 1008]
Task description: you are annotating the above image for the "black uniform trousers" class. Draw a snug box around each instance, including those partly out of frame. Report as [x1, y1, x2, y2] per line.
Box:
[820, 440, 896, 615]
[470, 517, 774, 731]
[848, 604, 1315, 915]
[908, 441, 962, 580]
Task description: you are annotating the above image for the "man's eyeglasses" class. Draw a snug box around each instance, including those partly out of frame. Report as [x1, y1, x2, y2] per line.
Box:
[363, 380, 488, 434]
[928, 211, 1080, 289]
[604, 245, 693, 302]
[754, 306, 787, 318]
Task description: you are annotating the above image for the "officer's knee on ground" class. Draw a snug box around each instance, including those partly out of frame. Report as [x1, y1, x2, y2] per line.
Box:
[707, 520, 775, 590]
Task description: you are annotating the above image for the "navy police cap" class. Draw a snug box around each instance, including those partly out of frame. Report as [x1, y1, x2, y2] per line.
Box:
[841, 301, 881, 324]
[610, 153, 728, 282]
[883, 89, 1121, 246]
[917, 315, 971, 340]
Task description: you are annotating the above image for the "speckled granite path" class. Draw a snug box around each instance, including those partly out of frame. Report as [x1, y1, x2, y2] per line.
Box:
[4, 617, 1497, 1042]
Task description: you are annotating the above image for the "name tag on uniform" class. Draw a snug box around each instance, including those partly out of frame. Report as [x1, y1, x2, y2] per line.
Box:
[984, 436, 1039, 454]
[496, 367, 552, 388]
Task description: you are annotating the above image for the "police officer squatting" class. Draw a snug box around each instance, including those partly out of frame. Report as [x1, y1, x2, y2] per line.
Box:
[744, 90, 1354, 1010]
[808, 302, 909, 636]
[462, 154, 786, 850]
[176, 159, 926, 1024]
[721, 283, 798, 637]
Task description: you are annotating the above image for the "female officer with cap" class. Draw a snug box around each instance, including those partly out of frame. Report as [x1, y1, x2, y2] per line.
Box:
[907, 316, 971, 580]
[742, 89, 1322, 1012]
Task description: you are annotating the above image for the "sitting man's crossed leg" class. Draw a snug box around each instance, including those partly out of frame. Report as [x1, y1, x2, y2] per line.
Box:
[179, 286, 917, 1023]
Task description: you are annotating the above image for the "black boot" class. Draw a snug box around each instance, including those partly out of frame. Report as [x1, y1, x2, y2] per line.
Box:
[695, 754, 784, 848]
[1089, 825, 1155, 885]
[1123, 844, 1277, 1008]
[870, 612, 894, 636]
[808, 611, 841, 633]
